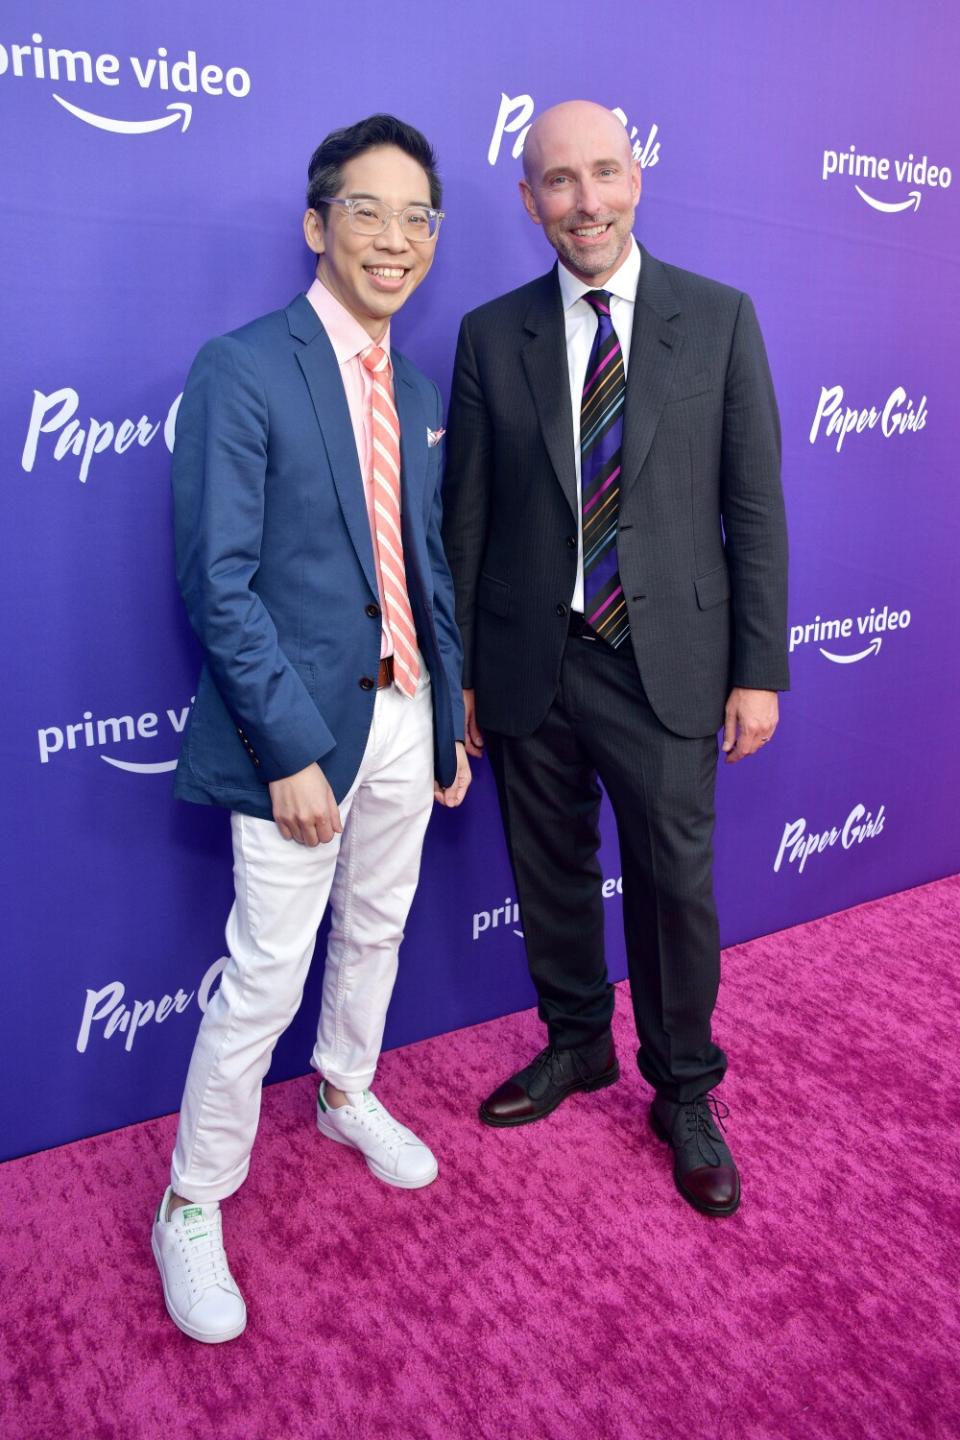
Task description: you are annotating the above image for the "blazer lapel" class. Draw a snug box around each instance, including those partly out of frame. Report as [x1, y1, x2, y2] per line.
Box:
[620, 248, 683, 503]
[391, 354, 427, 530]
[286, 295, 379, 599]
[520, 270, 579, 519]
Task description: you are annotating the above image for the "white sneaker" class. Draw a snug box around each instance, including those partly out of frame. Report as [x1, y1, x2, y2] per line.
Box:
[316, 1084, 439, 1189]
[151, 1187, 247, 1344]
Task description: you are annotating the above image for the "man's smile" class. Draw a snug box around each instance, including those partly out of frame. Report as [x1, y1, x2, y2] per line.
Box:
[364, 264, 411, 290]
[568, 221, 615, 241]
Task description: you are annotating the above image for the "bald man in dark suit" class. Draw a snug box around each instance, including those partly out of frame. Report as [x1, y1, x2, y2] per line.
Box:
[442, 100, 788, 1217]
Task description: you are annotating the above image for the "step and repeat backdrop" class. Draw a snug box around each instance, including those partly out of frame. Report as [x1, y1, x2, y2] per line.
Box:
[2, 2, 957, 1159]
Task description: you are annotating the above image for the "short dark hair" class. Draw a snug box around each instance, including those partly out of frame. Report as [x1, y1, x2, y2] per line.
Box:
[306, 114, 442, 223]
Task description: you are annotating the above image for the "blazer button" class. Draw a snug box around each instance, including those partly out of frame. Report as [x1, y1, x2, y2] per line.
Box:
[556, 603, 568, 617]
[566, 536, 576, 549]
[366, 603, 381, 619]
[359, 676, 375, 691]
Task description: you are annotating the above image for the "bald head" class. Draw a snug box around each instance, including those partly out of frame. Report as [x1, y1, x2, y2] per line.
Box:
[522, 100, 633, 182]
[519, 100, 641, 287]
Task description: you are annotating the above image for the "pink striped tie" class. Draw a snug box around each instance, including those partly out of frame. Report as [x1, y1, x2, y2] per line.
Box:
[360, 344, 420, 697]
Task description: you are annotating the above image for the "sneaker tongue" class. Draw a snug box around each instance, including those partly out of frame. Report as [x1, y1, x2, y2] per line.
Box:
[179, 1204, 215, 1238]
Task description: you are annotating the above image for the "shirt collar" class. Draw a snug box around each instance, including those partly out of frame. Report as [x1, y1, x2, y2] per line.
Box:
[557, 234, 641, 313]
[305, 277, 391, 365]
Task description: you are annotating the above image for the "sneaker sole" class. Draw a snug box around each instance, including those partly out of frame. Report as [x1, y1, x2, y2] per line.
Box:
[648, 1107, 741, 1218]
[151, 1231, 247, 1344]
[478, 1059, 621, 1128]
[316, 1109, 439, 1190]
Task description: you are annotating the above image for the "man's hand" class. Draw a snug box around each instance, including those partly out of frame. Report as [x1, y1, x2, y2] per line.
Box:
[722, 688, 779, 764]
[463, 688, 484, 759]
[269, 762, 342, 845]
[434, 742, 472, 808]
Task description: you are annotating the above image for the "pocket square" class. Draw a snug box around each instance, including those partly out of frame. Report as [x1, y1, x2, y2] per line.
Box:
[427, 426, 446, 447]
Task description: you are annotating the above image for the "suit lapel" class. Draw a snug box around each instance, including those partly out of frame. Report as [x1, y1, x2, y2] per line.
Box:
[392, 353, 427, 530]
[287, 295, 378, 598]
[621, 248, 683, 503]
[520, 271, 579, 519]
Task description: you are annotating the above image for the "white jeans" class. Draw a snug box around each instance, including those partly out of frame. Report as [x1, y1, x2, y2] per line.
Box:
[171, 675, 434, 1204]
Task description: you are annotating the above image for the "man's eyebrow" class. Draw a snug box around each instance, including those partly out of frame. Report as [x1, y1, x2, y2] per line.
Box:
[344, 191, 433, 207]
[540, 158, 623, 179]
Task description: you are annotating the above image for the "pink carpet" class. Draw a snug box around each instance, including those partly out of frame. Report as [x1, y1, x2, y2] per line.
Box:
[3, 877, 959, 1440]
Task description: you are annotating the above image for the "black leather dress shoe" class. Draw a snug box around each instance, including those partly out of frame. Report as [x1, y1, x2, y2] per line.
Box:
[480, 1033, 619, 1127]
[650, 1093, 741, 1217]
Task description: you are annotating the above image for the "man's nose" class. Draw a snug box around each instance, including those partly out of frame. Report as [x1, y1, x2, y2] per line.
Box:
[576, 180, 603, 216]
[375, 215, 410, 252]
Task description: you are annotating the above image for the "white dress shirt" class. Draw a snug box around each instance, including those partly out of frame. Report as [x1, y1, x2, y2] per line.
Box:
[557, 235, 641, 612]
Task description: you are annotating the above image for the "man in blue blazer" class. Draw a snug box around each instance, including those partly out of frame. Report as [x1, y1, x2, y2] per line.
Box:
[153, 115, 470, 1344]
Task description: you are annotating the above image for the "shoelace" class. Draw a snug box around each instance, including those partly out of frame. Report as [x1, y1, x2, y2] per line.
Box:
[528, 1045, 570, 1087]
[529, 1044, 595, 1086]
[179, 1210, 231, 1294]
[354, 1094, 408, 1153]
[679, 1095, 730, 1168]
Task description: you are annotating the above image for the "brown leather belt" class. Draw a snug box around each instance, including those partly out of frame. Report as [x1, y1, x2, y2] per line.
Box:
[376, 656, 394, 689]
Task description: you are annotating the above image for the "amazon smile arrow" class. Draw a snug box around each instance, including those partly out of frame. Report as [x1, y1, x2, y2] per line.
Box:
[819, 637, 883, 664]
[854, 186, 921, 214]
[100, 756, 179, 773]
[52, 95, 192, 134]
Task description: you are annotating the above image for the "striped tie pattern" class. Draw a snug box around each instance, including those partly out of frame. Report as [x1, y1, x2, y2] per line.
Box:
[360, 344, 420, 697]
[580, 290, 629, 649]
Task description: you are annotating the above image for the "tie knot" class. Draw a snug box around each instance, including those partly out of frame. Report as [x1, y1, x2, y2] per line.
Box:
[583, 290, 613, 318]
[360, 343, 390, 375]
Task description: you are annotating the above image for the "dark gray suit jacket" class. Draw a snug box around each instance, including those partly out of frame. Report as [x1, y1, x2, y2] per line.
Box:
[441, 247, 788, 739]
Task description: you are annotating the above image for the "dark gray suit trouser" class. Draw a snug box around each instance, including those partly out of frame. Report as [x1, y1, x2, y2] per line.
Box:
[485, 621, 728, 1104]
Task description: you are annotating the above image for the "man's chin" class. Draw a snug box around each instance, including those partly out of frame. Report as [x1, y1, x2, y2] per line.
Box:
[555, 232, 629, 282]
[558, 246, 619, 281]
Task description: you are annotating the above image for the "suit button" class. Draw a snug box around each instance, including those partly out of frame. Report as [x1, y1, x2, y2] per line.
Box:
[359, 676, 375, 691]
[566, 536, 576, 549]
[556, 603, 568, 617]
[365, 603, 380, 619]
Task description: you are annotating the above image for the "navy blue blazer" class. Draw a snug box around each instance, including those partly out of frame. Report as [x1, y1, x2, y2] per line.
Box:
[171, 294, 464, 819]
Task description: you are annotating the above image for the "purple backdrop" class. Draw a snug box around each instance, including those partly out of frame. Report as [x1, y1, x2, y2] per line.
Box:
[2, 1, 958, 1161]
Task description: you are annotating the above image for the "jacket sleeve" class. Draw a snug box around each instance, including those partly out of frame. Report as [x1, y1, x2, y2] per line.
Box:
[440, 313, 495, 691]
[172, 334, 336, 781]
[426, 381, 466, 742]
[720, 293, 790, 692]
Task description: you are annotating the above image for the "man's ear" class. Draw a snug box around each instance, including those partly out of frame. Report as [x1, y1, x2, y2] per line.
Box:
[303, 208, 326, 256]
[519, 179, 543, 227]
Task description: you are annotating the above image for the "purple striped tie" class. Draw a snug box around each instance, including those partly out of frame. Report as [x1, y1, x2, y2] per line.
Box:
[580, 290, 629, 648]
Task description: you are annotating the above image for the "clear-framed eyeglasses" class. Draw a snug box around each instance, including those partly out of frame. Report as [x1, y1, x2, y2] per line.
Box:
[318, 196, 445, 242]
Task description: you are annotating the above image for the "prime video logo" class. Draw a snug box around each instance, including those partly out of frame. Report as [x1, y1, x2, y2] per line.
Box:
[789, 604, 911, 665]
[0, 30, 251, 135]
[37, 697, 194, 773]
[821, 144, 952, 213]
[472, 875, 625, 941]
